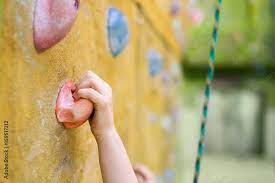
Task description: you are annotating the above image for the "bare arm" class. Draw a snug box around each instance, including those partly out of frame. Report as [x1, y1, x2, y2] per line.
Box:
[74, 71, 138, 183]
[96, 130, 138, 183]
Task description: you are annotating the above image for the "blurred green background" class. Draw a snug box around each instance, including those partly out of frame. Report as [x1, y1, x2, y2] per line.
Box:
[185, 0, 274, 67]
[177, 0, 275, 182]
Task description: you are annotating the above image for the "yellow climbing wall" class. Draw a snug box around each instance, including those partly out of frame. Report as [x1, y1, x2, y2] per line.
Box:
[0, 0, 182, 182]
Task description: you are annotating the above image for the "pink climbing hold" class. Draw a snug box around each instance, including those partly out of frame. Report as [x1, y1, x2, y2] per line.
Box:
[33, 0, 79, 53]
[55, 80, 93, 129]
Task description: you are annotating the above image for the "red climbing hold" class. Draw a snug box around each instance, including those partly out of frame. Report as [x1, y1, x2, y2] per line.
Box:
[33, 0, 79, 53]
[55, 80, 93, 129]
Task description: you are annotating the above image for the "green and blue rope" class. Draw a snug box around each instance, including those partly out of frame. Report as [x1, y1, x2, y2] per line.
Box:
[193, 1, 223, 183]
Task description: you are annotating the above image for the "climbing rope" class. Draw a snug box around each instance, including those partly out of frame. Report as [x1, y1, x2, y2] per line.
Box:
[193, 1, 223, 183]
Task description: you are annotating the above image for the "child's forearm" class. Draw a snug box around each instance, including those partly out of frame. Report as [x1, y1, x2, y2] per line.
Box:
[95, 129, 138, 183]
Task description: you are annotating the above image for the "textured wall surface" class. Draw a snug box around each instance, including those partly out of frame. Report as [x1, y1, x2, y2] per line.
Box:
[0, 0, 182, 182]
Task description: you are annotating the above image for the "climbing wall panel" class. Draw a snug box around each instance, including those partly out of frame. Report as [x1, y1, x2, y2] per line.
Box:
[127, 5, 181, 182]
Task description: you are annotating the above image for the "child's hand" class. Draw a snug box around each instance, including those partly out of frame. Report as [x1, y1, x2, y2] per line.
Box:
[73, 72, 139, 183]
[73, 71, 115, 138]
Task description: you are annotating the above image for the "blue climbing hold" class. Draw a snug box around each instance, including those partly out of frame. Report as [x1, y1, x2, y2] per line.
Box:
[107, 7, 129, 57]
[170, 0, 181, 16]
[147, 49, 163, 77]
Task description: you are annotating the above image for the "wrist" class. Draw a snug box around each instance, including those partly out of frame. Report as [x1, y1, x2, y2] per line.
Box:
[93, 126, 117, 142]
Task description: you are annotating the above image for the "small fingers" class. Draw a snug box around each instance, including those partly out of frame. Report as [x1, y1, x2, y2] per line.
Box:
[76, 78, 106, 94]
[74, 88, 103, 105]
[79, 71, 104, 85]
[76, 71, 111, 95]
